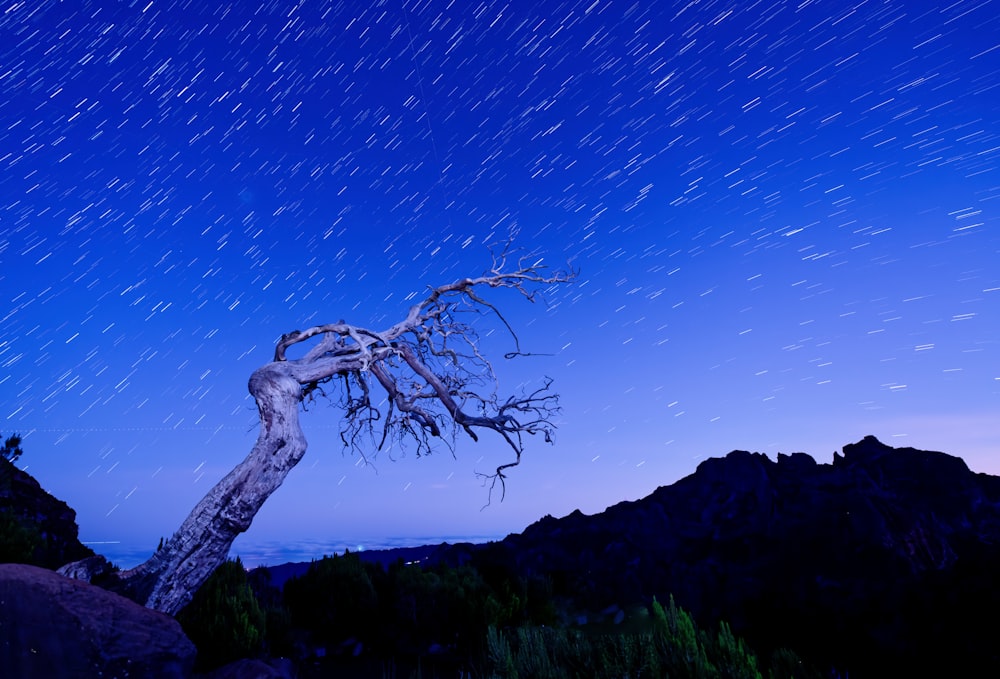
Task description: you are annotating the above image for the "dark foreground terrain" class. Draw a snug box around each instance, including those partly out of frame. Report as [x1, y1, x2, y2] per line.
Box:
[3, 435, 999, 677]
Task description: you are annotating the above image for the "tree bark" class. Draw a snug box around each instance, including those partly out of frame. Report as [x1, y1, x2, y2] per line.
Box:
[116, 363, 309, 613]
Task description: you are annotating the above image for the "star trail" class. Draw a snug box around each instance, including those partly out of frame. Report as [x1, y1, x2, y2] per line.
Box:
[1, 0, 998, 567]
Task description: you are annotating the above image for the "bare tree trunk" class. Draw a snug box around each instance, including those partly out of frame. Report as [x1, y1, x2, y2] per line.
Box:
[62, 252, 572, 615]
[117, 363, 308, 613]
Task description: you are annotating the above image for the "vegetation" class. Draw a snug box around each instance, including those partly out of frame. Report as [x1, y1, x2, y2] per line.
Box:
[0, 433, 24, 493]
[176, 557, 267, 671]
[1, 433, 23, 463]
[481, 595, 817, 679]
[180, 550, 819, 677]
[0, 510, 42, 564]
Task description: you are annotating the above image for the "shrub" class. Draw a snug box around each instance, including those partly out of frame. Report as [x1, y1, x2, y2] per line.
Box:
[284, 551, 380, 648]
[1, 434, 23, 463]
[177, 556, 266, 671]
[0, 511, 42, 564]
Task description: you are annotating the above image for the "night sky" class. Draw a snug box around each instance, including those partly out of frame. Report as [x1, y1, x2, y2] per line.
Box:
[2, 0, 998, 568]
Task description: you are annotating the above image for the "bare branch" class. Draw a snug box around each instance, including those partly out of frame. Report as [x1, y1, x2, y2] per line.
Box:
[282, 251, 574, 469]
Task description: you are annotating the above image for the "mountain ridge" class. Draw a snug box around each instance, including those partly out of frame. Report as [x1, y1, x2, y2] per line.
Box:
[483, 435, 1000, 675]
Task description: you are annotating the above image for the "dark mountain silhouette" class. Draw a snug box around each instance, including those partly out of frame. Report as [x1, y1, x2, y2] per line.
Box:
[455, 435, 1000, 676]
[267, 435, 1000, 676]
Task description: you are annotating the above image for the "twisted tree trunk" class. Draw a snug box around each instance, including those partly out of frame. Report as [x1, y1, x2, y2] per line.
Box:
[64, 252, 573, 615]
[116, 364, 310, 612]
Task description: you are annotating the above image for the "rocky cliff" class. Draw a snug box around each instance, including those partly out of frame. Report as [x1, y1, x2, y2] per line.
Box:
[0, 457, 94, 568]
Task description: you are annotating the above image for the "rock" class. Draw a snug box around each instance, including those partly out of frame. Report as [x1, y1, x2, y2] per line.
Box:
[0, 563, 196, 678]
[57, 554, 117, 582]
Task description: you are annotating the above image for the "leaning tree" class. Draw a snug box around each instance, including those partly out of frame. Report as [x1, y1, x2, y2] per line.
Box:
[76, 250, 573, 615]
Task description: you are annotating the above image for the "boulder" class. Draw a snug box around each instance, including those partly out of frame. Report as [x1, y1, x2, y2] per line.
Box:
[0, 563, 195, 678]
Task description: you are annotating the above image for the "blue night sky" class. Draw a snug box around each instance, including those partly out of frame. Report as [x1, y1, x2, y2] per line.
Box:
[2, 0, 998, 568]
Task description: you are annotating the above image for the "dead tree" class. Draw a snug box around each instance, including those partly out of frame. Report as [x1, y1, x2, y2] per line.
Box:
[99, 251, 573, 615]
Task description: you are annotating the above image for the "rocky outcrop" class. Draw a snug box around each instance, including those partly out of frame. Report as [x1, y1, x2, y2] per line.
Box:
[0, 563, 196, 678]
[0, 457, 94, 568]
[460, 436, 1000, 677]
